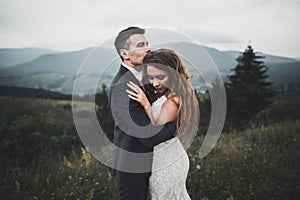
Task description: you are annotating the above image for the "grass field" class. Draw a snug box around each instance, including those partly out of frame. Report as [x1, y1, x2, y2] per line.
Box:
[187, 120, 299, 199]
[0, 92, 299, 199]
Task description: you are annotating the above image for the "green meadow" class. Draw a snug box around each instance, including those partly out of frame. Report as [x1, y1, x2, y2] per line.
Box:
[0, 91, 299, 199]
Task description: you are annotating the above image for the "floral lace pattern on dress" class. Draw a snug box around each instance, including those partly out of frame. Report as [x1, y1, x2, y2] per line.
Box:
[149, 95, 191, 200]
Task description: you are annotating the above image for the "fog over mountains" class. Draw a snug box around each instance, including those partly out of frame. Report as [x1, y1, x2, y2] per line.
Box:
[0, 42, 299, 94]
[0, 48, 57, 68]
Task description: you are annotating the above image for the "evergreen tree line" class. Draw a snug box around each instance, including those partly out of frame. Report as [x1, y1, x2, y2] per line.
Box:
[225, 45, 274, 129]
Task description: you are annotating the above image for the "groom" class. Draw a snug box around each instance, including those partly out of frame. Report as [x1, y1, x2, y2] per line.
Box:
[108, 27, 176, 200]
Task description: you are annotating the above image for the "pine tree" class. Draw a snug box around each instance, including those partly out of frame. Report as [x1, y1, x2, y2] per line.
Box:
[95, 84, 114, 142]
[227, 45, 274, 127]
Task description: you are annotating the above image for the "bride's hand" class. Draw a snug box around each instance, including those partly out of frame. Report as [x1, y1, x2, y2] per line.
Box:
[126, 81, 151, 109]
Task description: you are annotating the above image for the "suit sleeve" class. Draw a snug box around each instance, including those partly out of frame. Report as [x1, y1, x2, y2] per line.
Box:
[129, 97, 176, 147]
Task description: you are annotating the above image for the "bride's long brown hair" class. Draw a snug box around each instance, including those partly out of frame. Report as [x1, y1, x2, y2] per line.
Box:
[142, 49, 199, 148]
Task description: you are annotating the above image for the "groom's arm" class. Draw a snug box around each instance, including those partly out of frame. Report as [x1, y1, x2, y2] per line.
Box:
[110, 81, 176, 148]
[129, 99, 176, 147]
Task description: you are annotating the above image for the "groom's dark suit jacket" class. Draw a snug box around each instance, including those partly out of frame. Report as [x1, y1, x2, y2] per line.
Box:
[108, 65, 176, 200]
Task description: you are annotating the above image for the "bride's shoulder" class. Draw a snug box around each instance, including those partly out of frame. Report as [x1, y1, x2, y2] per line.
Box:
[166, 93, 180, 106]
[162, 94, 179, 112]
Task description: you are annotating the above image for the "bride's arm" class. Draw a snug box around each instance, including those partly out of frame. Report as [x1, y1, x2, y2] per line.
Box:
[126, 81, 156, 125]
[155, 99, 178, 126]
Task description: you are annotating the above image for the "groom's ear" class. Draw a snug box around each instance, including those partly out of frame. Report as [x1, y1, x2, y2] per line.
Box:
[120, 49, 130, 60]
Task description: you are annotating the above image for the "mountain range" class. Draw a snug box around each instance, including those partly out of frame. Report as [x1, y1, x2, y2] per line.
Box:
[0, 43, 299, 94]
[0, 48, 57, 68]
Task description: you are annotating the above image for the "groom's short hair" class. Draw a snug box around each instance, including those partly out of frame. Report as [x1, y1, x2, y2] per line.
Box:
[114, 27, 145, 59]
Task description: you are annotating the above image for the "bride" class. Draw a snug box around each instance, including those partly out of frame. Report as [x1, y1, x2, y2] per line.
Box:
[126, 49, 199, 199]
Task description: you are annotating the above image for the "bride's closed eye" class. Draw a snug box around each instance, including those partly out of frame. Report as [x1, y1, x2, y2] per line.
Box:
[148, 75, 167, 81]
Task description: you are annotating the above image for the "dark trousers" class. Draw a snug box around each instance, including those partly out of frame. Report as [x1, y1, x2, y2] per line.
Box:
[115, 170, 151, 200]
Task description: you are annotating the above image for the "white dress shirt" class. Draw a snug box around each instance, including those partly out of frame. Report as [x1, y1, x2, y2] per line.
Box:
[122, 62, 143, 82]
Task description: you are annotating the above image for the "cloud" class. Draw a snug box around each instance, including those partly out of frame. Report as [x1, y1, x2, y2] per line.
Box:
[179, 29, 241, 44]
[0, 0, 299, 57]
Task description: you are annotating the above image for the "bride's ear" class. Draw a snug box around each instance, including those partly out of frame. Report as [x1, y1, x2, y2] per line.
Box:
[120, 49, 130, 60]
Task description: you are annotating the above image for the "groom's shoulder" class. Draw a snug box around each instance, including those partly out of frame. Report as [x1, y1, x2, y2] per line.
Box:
[112, 65, 135, 85]
[114, 65, 129, 77]
[111, 65, 124, 82]
[110, 65, 130, 94]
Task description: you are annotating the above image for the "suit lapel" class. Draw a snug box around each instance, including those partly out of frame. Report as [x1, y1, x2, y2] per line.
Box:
[119, 65, 143, 86]
[116, 64, 153, 101]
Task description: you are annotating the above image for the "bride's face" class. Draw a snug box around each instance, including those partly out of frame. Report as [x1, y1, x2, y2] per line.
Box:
[146, 65, 169, 95]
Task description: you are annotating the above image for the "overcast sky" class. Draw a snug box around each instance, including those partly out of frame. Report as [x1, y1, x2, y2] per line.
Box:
[0, 0, 299, 58]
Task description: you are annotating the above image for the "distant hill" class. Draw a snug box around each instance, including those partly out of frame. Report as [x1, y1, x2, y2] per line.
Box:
[158, 42, 236, 72]
[224, 50, 299, 64]
[266, 61, 300, 84]
[0, 43, 299, 94]
[223, 50, 300, 85]
[0, 48, 93, 76]
[0, 85, 71, 100]
[0, 48, 57, 68]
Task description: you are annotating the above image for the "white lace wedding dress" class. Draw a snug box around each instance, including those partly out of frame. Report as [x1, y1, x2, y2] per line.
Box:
[149, 95, 191, 200]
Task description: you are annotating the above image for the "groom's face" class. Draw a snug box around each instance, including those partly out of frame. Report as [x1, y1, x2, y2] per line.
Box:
[124, 34, 150, 67]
